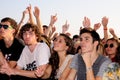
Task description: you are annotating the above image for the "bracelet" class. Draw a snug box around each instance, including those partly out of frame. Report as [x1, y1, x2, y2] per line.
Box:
[104, 28, 107, 30]
[86, 67, 92, 72]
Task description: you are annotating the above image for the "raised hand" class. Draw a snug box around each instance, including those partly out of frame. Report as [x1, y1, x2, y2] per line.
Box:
[27, 4, 32, 13]
[109, 28, 118, 39]
[34, 6, 40, 18]
[94, 23, 101, 31]
[109, 28, 115, 35]
[23, 9, 28, 18]
[82, 16, 91, 28]
[49, 13, 57, 26]
[102, 16, 108, 27]
[62, 20, 69, 33]
[52, 26, 56, 33]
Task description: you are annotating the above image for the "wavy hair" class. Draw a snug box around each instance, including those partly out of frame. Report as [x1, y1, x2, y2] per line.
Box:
[48, 33, 75, 79]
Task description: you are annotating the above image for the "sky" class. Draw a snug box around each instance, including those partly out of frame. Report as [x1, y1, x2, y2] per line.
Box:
[0, 0, 120, 38]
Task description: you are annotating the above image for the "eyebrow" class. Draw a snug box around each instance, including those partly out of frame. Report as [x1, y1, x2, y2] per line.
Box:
[80, 36, 90, 39]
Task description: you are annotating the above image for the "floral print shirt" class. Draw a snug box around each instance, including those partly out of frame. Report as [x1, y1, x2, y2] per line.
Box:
[103, 62, 120, 80]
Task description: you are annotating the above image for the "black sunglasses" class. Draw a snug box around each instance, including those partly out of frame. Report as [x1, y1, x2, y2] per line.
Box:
[104, 43, 114, 48]
[0, 24, 9, 29]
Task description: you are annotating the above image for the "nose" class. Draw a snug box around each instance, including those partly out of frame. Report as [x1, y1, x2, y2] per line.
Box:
[0, 27, 5, 30]
[26, 34, 30, 38]
[23, 33, 30, 39]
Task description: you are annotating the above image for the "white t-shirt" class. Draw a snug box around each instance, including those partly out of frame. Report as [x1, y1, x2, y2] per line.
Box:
[17, 42, 51, 70]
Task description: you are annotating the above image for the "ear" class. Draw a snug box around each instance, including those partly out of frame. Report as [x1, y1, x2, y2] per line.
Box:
[65, 46, 69, 51]
[94, 41, 99, 47]
[12, 29, 15, 34]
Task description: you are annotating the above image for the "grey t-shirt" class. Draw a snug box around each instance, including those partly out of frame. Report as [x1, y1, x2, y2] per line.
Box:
[70, 54, 111, 77]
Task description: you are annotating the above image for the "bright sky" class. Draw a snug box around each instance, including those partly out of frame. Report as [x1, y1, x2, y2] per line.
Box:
[0, 0, 120, 38]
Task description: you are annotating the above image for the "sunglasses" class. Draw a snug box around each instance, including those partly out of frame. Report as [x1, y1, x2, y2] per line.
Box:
[0, 24, 12, 29]
[104, 43, 114, 48]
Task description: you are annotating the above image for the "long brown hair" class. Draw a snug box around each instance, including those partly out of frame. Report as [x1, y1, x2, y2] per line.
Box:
[49, 33, 75, 79]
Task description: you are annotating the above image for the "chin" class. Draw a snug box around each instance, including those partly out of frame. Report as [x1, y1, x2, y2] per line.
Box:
[25, 43, 31, 46]
[81, 50, 91, 53]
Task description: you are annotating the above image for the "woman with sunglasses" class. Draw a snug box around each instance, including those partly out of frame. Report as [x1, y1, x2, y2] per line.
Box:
[104, 38, 120, 63]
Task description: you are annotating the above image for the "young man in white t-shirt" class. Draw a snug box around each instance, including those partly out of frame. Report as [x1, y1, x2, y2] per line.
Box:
[1, 23, 51, 80]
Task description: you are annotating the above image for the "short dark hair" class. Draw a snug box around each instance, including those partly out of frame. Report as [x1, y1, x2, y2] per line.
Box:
[72, 34, 79, 40]
[80, 28, 100, 50]
[1, 17, 17, 30]
[43, 25, 48, 29]
[1, 17, 17, 36]
[19, 23, 41, 42]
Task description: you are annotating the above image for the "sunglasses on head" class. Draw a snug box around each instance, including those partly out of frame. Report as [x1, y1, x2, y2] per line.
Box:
[104, 43, 114, 48]
[0, 24, 12, 29]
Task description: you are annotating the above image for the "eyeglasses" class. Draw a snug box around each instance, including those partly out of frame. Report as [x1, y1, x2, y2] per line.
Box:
[0, 24, 12, 29]
[104, 43, 114, 48]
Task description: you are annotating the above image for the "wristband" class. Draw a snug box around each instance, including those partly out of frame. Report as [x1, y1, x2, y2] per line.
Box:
[86, 67, 92, 72]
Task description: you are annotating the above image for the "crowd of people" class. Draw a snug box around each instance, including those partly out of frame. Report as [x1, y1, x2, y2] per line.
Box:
[0, 5, 120, 80]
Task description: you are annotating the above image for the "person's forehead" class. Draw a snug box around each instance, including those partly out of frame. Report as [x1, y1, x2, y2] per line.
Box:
[80, 33, 91, 38]
[56, 35, 64, 39]
[107, 40, 117, 44]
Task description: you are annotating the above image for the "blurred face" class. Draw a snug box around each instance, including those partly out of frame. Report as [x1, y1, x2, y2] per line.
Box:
[53, 35, 68, 52]
[73, 38, 80, 43]
[0, 22, 14, 38]
[105, 40, 118, 55]
[23, 28, 38, 45]
[43, 27, 48, 34]
[80, 33, 95, 54]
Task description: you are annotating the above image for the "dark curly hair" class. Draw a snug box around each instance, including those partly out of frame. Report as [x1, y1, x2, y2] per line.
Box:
[19, 23, 41, 42]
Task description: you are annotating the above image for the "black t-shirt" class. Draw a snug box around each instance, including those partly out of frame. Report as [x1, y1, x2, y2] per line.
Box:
[0, 38, 24, 80]
[0, 38, 24, 61]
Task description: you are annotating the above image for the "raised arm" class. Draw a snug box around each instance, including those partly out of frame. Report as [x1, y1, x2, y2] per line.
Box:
[27, 4, 35, 24]
[46, 14, 57, 37]
[94, 23, 101, 31]
[109, 28, 118, 39]
[33, 6, 43, 34]
[16, 9, 27, 38]
[101, 16, 109, 43]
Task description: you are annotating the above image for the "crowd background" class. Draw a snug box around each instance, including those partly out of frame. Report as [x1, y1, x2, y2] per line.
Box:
[1, 0, 120, 38]
[0, 0, 120, 80]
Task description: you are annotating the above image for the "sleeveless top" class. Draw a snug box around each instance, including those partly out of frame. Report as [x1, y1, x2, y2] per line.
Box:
[77, 55, 108, 80]
[55, 55, 74, 79]
[40, 55, 74, 80]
